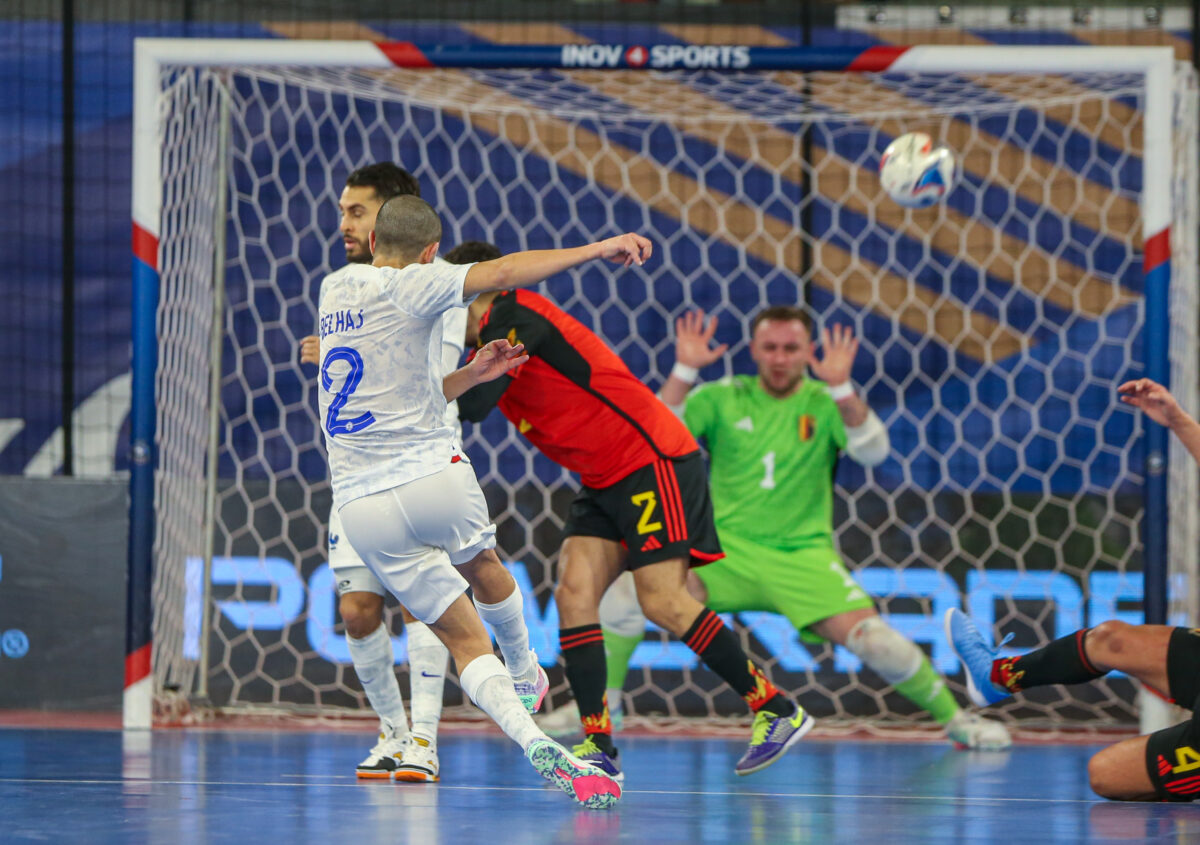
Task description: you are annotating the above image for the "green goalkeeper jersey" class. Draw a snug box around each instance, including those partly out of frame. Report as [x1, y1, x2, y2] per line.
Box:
[683, 374, 845, 550]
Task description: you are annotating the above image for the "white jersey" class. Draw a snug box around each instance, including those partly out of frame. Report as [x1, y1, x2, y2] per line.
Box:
[317, 260, 473, 508]
[440, 303, 468, 438]
[319, 260, 468, 437]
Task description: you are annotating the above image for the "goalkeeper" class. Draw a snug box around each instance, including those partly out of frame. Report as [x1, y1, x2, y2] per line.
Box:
[558, 306, 1010, 750]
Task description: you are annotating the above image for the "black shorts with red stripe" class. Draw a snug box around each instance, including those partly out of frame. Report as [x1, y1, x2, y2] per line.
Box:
[1145, 627, 1200, 801]
[563, 451, 724, 569]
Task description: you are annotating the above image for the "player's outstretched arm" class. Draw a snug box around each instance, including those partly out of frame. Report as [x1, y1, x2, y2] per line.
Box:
[811, 324, 890, 467]
[299, 335, 319, 366]
[1118, 378, 1200, 466]
[443, 339, 529, 402]
[462, 234, 652, 300]
[660, 309, 728, 409]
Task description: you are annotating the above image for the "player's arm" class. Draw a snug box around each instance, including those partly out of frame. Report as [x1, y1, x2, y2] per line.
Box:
[1118, 378, 1200, 465]
[300, 273, 332, 366]
[811, 324, 889, 467]
[659, 309, 729, 414]
[462, 234, 651, 300]
[457, 295, 553, 422]
[443, 339, 528, 402]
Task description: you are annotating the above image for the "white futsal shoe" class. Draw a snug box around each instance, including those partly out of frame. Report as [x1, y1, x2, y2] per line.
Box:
[356, 723, 408, 779]
[393, 734, 440, 783]
[945, 710, 1013, 750]
[536, 701, 582, 738]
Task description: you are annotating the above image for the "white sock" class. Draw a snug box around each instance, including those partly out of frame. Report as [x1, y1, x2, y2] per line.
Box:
[346, 624, 409, 734]
[406, 620, 448, 742]
[459, 654, 547, 752]
[606, 687, 624, 720]
[474, 588, 536, 682]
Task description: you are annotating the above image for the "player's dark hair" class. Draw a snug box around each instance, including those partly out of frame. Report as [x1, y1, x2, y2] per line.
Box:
[345, 162, 421, 201]
[750, 305, 812, 337]
[374, 195, 442, 260]
[444, 241, 501, 265]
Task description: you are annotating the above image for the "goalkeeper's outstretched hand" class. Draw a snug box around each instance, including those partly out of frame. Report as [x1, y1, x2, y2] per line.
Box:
[675, 309, 728, 370]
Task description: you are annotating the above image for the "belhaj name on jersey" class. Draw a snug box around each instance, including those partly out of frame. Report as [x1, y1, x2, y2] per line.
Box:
[319, 308, 365, 339]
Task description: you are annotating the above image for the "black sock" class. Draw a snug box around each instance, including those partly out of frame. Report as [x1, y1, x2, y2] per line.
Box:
[559, 624, 614, 748]
[683, 608, 795, 717]
[992, 629, 1106, 693]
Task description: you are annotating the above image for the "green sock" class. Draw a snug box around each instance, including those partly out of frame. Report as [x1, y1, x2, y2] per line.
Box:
[603, 629, 644, 690]
[893, 655, 960, 725]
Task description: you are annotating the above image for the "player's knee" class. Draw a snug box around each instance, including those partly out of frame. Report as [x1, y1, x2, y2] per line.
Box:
[1085, 620, 1135, 665]
[845, 616, 923, 685]
[1087, 750, 1127, 800]
[636, 589, 691, 635]
[554, 575, 595, 621]
[339, 593, 384, 639]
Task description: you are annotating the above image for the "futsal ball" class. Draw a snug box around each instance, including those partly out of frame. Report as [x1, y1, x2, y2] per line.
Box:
[878, 132, 958, 208]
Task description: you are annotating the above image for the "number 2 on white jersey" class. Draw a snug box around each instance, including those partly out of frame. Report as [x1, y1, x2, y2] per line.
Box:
[760, 451, 776, 490]
[322, 346, 376, 436]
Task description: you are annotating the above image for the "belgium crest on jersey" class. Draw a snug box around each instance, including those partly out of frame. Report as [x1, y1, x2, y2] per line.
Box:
[798, 414, 816, 441]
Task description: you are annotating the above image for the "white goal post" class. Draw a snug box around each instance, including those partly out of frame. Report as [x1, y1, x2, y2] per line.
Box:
[127, 39, 1198, 733]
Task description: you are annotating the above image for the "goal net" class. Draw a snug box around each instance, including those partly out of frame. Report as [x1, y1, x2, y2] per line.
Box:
[136, 42, 1198, 732]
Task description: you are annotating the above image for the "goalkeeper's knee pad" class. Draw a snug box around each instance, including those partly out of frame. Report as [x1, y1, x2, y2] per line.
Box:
[599, 571, 646, 638]
[845, 616, 923, 685]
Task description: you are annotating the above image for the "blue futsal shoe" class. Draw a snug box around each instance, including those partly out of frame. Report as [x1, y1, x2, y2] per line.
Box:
[571, 737, 624, 784]
[735, 705, 814, 776]
[944, 608, 1012, 707]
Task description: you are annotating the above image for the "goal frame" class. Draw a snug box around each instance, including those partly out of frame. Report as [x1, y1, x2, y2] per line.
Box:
[127, 38, 1181, 728]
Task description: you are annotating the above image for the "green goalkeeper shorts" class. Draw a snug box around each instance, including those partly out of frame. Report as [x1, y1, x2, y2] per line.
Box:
[693, 530, 874, 643]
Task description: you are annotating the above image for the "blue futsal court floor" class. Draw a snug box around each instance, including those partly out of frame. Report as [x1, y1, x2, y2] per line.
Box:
[3, 727, 1200, 844]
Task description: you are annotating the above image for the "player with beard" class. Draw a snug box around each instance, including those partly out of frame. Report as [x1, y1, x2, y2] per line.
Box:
[458, 294, 814, 781]
[556, 307, 1010, 750]
[300, 165, 547, 782]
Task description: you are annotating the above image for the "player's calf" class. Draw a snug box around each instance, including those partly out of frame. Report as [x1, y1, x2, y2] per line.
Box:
[456, 548, 516, 604]
[1082, 621, 1173, 696]
[458, 548, 545, 698]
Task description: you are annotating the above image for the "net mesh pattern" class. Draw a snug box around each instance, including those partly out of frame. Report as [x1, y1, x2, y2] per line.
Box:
[150, 62, 1197, 730]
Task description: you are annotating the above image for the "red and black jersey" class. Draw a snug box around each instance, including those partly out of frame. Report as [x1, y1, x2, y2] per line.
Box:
[458, 289, 698, 488]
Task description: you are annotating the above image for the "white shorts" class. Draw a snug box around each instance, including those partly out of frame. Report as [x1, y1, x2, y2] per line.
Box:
[336, 459, 497, 624]
[327, 507, 387, 597]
